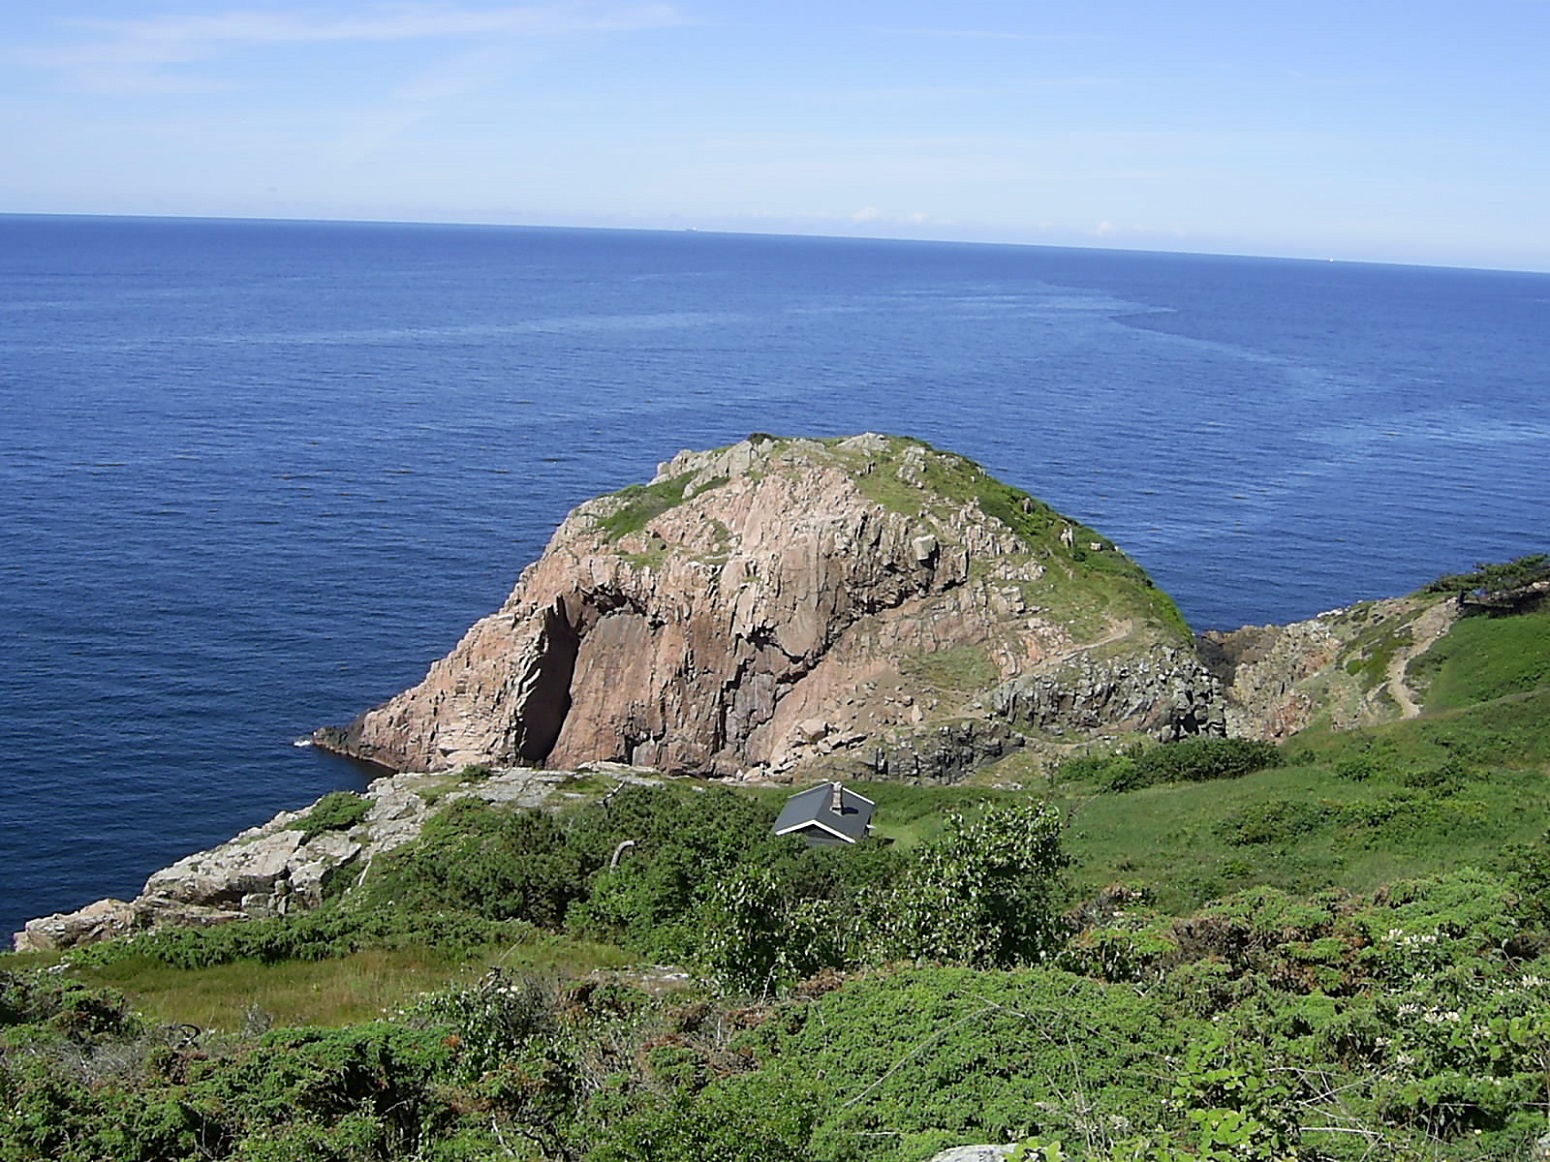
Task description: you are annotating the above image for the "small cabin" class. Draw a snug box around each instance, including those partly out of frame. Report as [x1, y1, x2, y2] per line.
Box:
[771, 782, 876, 846]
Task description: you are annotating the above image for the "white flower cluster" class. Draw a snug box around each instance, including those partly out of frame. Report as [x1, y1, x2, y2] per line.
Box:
[1393, 1001, 1460, 1023]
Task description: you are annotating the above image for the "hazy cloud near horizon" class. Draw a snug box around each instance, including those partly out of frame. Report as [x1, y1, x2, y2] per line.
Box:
[4, 0, 1548, 270]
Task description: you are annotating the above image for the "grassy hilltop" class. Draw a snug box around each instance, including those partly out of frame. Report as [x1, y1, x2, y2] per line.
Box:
[4, 559, 1550, 1161]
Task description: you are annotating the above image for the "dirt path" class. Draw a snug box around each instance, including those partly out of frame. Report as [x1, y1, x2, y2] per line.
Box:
[1385, 600, 1458, 718]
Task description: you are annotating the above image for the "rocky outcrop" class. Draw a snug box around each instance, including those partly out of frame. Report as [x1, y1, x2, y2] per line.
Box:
[316, 435, 1217, 782]
[14, 764, 658, 953]
[990, 644, 1223, 740]
[1198, 617, 1347, 740]
[1199, 593, 1460, 739]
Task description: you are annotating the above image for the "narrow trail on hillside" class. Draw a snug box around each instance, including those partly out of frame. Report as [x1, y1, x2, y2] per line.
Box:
[1386, 601, 1458, 718]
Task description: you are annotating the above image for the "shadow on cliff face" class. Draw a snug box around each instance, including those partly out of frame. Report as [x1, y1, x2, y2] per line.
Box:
[516, 600, 579, 763]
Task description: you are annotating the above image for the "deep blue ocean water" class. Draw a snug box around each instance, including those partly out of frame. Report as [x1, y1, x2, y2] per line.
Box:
[2, 214, 1547, 939]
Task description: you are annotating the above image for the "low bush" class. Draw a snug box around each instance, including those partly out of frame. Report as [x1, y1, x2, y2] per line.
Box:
[292, 790, 369, 841]
[1062, 737, 1282, 793]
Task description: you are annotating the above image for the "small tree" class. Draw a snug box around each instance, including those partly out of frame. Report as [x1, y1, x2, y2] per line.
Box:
[877, 801, 1069, 967]
[697, 867, 842, 996]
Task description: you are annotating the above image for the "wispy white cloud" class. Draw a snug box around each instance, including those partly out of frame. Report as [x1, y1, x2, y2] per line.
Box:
[15, 2, 685, 92]
[880, 28, 1094, 42]
[84, 2, 684, 50]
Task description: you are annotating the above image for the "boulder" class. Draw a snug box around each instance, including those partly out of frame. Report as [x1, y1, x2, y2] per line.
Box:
[13, 898, 140, 953]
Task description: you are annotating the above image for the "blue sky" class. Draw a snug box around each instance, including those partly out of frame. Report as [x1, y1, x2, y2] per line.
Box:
[4, 1, 1548, 270]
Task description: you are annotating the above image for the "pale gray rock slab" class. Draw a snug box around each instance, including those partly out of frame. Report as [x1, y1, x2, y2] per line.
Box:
[13, 898, 139, 953]
[928, 1145, 1015, 1162]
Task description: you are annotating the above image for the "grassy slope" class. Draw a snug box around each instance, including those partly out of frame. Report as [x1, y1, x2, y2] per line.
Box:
[1057, 602, 1550, 913]
[1414, 604, 1550, 710]
[835, 434, 1191, 641]
[6, 573, 1550, 1161]
[70, 936, 634, 1032]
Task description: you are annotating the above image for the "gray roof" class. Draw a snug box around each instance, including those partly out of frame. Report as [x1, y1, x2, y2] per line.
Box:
[772, 782, 875, 844]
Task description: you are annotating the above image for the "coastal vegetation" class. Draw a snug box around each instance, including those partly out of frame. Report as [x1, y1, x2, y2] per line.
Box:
[4, 565, 1550, 1160]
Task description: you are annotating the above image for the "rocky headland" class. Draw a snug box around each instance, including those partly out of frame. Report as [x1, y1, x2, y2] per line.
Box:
[313, 434, 1221, 781]
[13, 763, 663, 954]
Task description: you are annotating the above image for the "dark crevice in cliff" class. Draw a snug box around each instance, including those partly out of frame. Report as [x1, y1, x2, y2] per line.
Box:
[517, 601, 580, 762]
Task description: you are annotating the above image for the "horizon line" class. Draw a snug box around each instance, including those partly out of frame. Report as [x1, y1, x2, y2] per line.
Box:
[3, 208, 1546, 278]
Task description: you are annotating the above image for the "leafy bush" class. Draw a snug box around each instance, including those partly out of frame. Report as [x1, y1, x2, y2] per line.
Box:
[697, 867, 850, 996]
[876, 801, 1068, 967]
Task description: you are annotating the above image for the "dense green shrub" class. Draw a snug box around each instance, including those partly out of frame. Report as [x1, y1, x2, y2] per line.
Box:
[1132, 737, 1283, 787]
[364, 800, 587, 927]
[1062, 737, 1283, 793]
[1508, 830, 1550, 934]
[0, 971, 139, 1041]
[1216, 799, 1333, 846]
[1424, 554, 1550, 597]
[876, 801, 1068, 967]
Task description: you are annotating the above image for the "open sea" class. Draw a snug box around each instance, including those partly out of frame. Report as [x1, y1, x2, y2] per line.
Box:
[2, 214, 1547, 940]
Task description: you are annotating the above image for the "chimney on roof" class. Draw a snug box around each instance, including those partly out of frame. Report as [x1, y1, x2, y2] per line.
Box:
[830, 782, 844, 813]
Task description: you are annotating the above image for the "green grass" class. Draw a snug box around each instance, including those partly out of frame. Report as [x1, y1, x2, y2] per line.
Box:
[1057, 754, 1550, 913]
[72, 933, 632, 1032]
[897, 644, 998, 695]
[1417, 606, 1550, 710]
[1056, 602, 1550, 913]
[593, 473, 729, 541]
[293, 790, 370, 840]
[831, 780, 1019, 849]
[1295, 683, 1550, 769]
[835, 435, 1190, 640]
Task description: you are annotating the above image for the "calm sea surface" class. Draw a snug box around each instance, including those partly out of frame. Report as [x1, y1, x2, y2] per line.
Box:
[2, 215, 1546, 937]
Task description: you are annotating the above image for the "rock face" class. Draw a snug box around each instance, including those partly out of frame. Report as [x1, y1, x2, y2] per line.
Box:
[316, 435, 1220, 780]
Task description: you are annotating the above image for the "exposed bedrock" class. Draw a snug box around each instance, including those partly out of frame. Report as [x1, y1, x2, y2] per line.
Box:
[990, 645, 1225, 740]
[316, 434, 1221, 782]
